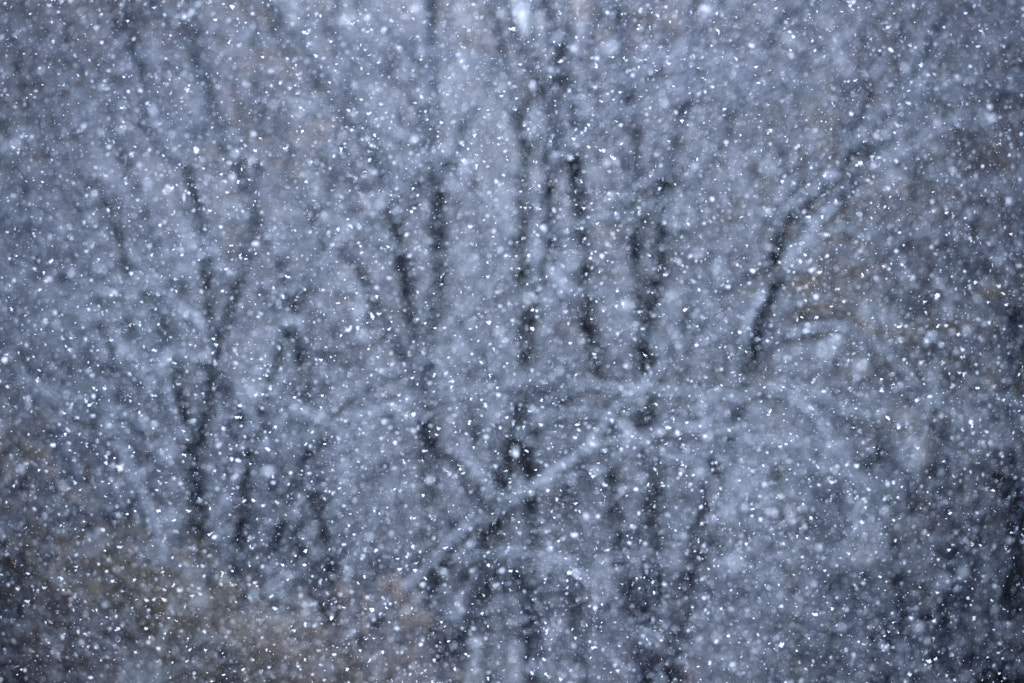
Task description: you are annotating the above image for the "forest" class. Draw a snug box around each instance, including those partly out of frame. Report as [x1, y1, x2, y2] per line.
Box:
[2, 0, 1023, 680]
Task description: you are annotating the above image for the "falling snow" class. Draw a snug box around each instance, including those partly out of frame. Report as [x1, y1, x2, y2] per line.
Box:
[2, 1, 1023, 681]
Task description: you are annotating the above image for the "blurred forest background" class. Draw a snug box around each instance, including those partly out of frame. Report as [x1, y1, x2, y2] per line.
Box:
[2, 0, 1023, 680]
